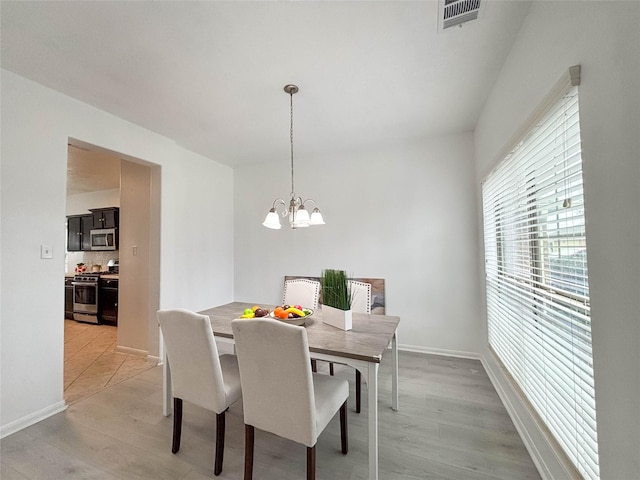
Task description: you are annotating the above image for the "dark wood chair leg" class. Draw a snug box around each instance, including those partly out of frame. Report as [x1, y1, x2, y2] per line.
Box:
[329, 362, 334, 376]
[244, 424, 254, 480]
[311, 359, 317, 373]
[172, 397, 183, 453]
[355, 370, 362, 413]
[340, 401, 348, 454]
[307, 445, 316, 480]
[214, 411, 225, 475]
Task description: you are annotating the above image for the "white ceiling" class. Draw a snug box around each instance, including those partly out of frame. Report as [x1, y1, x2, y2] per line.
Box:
[67, 145, 121, 196]
[1, 1, 531, 169]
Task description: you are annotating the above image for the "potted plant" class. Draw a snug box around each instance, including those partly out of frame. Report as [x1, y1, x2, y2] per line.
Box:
[320, 269, 353, 330]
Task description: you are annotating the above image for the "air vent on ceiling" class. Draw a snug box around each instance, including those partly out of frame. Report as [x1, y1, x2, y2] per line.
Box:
[439, 0, 483, 30]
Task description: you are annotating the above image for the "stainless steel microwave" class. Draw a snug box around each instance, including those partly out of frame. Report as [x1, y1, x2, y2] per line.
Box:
[90, 228, 117, 251]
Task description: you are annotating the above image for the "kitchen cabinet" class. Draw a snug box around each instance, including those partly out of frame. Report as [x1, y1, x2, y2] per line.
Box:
[67, 214, 94, 251]
[90, 207, 119, 229]
[99, 278, 118, 325]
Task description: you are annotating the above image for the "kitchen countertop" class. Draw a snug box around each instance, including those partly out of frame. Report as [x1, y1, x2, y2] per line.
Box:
[65, 273, 119, 279]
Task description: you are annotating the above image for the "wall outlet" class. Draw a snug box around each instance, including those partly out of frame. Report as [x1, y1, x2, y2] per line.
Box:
[40, 244, 53, 259]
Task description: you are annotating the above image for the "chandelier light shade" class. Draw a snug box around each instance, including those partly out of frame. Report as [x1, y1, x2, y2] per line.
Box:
[263, 84, 325, 230]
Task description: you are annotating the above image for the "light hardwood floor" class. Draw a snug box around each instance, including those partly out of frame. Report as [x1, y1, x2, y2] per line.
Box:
[1, 349, 541, 480]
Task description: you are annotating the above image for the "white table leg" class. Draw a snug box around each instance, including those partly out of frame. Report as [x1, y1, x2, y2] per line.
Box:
[392, 329, 398, 411]
[368, 362, 379, 480]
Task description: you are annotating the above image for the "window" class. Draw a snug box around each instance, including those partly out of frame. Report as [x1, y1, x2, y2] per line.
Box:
[482, 70, 599, 480]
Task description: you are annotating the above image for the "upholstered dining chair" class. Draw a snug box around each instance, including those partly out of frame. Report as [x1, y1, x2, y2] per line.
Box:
[349, 280, 372, 316]
[328, 280, 372, 413]
[158, 309, 242, 476]
[231, 317, 349, 480]
[283, 278, 321, 310]
[283, 277, 321, 371]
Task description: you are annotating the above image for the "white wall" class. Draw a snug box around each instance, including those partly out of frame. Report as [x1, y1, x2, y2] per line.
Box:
[0, 69, 234, 436]
[474, 2, 640, 479]
[234, 133, 482, 356]
[118, 160, 152, 354]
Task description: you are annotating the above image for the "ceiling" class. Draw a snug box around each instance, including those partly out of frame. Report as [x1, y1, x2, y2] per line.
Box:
[1, 1, 531, 169]
[67, 145, 121, 196]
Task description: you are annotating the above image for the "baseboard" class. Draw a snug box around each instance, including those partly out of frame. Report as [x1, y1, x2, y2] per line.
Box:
[1, 400, 67, 439]
[147, 354, 160, 364]
[480, 352, 580, 480]
[115, 345, 148, 357]
[398, 343, 481, 360]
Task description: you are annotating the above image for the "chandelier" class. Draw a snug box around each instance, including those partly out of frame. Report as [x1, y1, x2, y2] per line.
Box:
[262, 84, 325, 230]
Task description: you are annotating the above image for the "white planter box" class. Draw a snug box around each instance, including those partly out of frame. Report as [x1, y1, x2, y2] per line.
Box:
[322, 305, 352, 331]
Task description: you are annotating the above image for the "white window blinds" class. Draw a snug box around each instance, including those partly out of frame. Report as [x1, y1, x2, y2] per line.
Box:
[482, 74, 599, 479]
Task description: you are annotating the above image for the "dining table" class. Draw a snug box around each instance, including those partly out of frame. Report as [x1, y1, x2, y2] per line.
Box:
[161, 301, 400, 480]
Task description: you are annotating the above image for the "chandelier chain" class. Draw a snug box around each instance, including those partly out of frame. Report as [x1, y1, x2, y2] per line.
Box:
[290, 90, 294, 195]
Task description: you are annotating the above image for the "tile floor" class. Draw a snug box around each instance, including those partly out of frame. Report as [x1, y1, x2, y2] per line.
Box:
[64, 319, 157, 404]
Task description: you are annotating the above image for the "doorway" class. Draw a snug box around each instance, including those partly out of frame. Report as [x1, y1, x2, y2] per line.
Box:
[64, 140, 161, 403]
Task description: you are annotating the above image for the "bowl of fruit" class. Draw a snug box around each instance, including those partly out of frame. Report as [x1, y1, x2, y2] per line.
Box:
[238, 305, 313, 326]
[271, 304, 314, 326]
[239, 306, 271, 319]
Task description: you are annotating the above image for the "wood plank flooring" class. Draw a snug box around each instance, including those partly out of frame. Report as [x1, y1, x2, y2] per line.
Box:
[1, 348, 541, 480]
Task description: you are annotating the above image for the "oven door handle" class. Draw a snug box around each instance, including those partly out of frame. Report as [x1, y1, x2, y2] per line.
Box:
[72, 282, 98, 287]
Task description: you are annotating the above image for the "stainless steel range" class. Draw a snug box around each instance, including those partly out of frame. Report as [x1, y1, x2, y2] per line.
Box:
[72, 273, 100, 323]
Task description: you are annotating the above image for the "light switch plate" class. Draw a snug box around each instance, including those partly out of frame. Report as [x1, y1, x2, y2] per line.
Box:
[40, 244, 53, 259]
